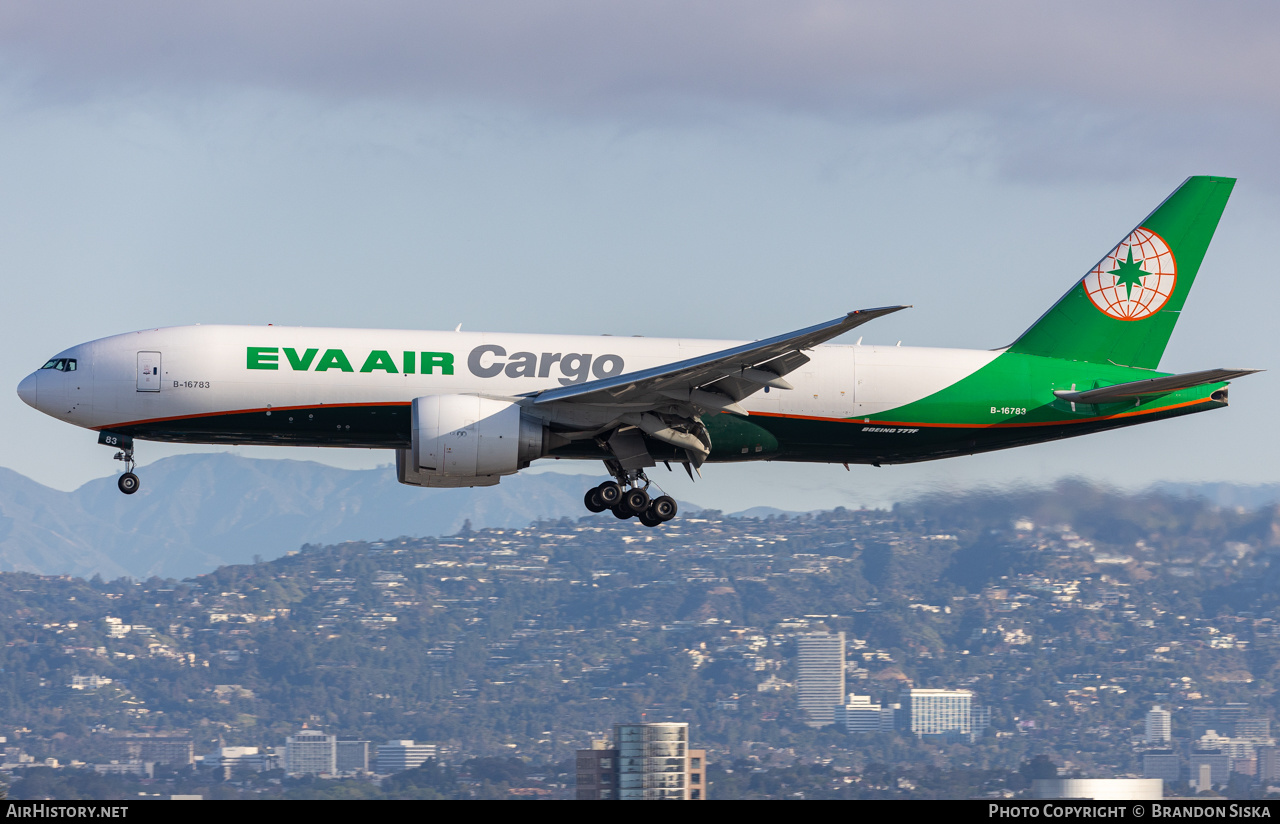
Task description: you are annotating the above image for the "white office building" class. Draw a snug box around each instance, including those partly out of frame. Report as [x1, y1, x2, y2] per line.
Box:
[907, 689, 975, 741]
[1146, 705, 1172, 744]
[834, 695, 896, 733]
[285, 730, 336, 777]
[1198, 730, 1256, 761]
[797, 632, 845, 727]
[209, 746, 279, 776]
[375, 740, 438, 774]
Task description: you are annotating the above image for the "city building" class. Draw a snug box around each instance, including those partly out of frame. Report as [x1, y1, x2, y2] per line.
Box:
[1198, 730, 1256, 761]
[577, 740, 618, 800]
[972, 704, 992, 738]
[336, 740, 371, 775]
[285, 730, 337, 777]
[834, 694, 896, 733]
[1032, 779, 1162, 800]
[1233, 717, 1273, 745]
[375, 740, 438, 775]
[1193, 764, 1214, 794]
[575, 723, 706, 800]
[797, 631, 845, 728]
[92, 761, 153, 778]
[905, 688, 986, 742]
[1145, 705, 1172, 744]
[1142, 750, 1181, 784]
[1189, 749, 1230, 790]
[68, 675, 113, 690]
[109, 735, 195, 768]
[1191, 704, 1251, 738]
[1258, 747, 1280, 783]
[208, 746, 279, 777]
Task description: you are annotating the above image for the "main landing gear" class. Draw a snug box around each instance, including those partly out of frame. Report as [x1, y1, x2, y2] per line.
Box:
[583, 467, 677, 528]
[98, 431, 140, 495]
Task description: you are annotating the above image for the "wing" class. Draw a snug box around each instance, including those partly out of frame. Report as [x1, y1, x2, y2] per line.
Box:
[1052, 367, 1261, 404]
[526, 306, 908, 468]
[530, 305, 909, 412]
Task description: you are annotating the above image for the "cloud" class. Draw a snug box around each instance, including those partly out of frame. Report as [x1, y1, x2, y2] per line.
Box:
[3, 2, 1276, 113]
[4, 2, 1280, 184]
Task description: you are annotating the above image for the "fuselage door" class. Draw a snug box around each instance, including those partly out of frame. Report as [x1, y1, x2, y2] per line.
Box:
[137, 351, 162, 392]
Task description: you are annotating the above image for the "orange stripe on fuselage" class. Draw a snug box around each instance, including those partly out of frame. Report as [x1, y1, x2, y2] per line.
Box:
[96, 396, 1213, 434]
[747, 397, 1213, 429]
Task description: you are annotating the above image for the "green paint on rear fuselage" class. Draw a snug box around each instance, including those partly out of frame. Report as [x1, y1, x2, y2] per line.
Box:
[738, 348, 1228, 464]
[858, 351, 1205, 427]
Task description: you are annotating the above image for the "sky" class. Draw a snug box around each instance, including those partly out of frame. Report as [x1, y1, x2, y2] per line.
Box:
[2, 1, 1279, 513]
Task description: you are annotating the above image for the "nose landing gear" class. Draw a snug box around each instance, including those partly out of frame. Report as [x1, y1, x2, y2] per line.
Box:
[583, 466, 677, 527]
[117, 469, 140, 494]
[98, 431, 140, 495]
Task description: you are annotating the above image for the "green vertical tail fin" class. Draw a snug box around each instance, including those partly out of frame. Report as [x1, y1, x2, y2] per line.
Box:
[1008, 176, 1235, 369]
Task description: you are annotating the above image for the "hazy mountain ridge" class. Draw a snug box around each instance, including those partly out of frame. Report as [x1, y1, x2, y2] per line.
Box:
[1150, 480, 1280, 511]
[3, 454, 1279, 581]
[0, 455, 602, 580]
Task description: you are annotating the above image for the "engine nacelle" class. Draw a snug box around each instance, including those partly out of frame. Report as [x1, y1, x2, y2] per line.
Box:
[396, 395, 543, 488]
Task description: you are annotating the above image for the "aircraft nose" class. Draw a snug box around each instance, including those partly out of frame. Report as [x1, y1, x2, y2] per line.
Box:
[16, 372, 38, 409]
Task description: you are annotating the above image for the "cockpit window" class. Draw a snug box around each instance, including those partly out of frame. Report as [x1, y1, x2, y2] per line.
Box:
[40, 358, 76, 371]
[41, 359, 59, 370]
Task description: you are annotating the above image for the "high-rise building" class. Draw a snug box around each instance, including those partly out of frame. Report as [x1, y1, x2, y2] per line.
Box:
[336, 740, 371, 775]
[834, 695, 896, 733]
[577, 740, 619, 800]
[1191, 704, 1251, 738]
[1142, 750, 1180, 783]
[575, 723, 706, 800]
[285, 730, 336, 777]
[1146, 705, 1172, 744]
[1257, 746, 1280, 783]
[375, 740, 438, 775]
[797, 632, 845, 728]
[1189, 749, 1230, 789]
[1194, 763, 1215, 794]
[1234, 717, 1272, 743]
[906, 689, 977, 741]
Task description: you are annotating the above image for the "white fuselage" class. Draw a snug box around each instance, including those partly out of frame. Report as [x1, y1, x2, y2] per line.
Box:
[18, 325, 998, 440]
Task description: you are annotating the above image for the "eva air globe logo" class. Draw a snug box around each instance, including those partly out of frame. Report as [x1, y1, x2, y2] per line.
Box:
[1082, 227, 1177, 321]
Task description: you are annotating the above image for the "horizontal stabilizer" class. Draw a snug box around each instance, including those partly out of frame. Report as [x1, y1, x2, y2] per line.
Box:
[1052, 368, 1261, 404]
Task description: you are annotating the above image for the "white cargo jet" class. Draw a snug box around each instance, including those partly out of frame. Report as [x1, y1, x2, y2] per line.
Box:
[17, 177, 1257, 526]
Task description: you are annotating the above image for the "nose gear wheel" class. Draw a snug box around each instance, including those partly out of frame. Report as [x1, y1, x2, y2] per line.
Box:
[106, 437, 141, 495]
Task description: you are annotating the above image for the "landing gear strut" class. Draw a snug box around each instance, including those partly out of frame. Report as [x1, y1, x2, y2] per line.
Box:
[99, 431, 140, 495]
[583, 464, 677, 527]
